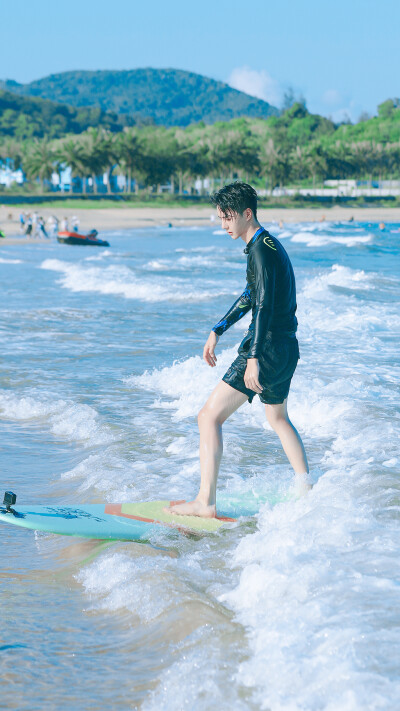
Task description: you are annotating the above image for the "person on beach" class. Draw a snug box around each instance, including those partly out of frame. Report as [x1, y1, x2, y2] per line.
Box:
[32, 212, 38, 232]
[51, 215, 59, 236]
[25, 215, 32, 236]
[166, 182, 310, 519]
[37, 217, 48, 238]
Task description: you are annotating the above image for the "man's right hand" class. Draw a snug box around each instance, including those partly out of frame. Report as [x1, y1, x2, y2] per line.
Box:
[203, 331, 219, 367]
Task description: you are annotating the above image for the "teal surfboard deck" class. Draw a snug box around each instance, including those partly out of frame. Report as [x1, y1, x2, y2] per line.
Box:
[0, 500, 248, 541]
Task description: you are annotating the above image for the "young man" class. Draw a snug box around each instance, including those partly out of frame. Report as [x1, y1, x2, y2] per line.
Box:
[166, 182, 310, 519]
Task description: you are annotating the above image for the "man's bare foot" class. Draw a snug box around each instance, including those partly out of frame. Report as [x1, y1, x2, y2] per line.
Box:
[163, 499, 217, 518]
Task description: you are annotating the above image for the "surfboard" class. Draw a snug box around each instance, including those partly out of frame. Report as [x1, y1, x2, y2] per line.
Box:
[0, 499, 243, 542]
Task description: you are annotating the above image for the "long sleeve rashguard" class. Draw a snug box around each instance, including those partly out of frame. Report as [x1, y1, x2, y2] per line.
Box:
[212, 285, 252, 336]
[212, 229, 298, 357]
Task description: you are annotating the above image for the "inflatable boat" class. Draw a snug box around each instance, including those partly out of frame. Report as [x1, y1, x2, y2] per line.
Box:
[57, 230, 109, 247]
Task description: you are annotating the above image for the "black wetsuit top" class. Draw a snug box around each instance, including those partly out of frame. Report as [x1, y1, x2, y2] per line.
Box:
[212, 228, 298, 358]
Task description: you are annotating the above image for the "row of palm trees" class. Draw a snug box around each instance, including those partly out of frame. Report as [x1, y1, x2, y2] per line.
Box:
[2, 126, 400, 193]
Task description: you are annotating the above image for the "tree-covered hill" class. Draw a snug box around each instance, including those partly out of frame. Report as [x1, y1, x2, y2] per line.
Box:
[327, 99, 400, 144]
[0, 68, 279, 127]
[0, 90, 135, 139]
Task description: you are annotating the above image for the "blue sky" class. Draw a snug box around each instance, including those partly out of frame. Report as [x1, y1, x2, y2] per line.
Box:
[2, 0, 399, 122]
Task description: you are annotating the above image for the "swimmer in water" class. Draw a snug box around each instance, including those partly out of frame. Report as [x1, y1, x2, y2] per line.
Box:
[165, 182, 310, 519]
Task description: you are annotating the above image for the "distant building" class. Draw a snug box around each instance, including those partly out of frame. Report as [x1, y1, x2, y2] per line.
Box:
[0, 165, 24, 187]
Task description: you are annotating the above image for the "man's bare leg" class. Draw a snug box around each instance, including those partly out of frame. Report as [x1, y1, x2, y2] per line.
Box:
[265, 398, 311, 494]
[165, 382, 248, 517]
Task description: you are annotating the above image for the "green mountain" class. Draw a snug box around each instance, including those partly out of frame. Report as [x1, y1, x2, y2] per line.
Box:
[0, 68, 279, 127]
[0, 89, 135, 139]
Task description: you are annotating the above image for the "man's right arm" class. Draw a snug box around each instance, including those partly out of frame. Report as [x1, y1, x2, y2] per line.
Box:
[212, 285, 252, 336]
[203, 285, 251, 367]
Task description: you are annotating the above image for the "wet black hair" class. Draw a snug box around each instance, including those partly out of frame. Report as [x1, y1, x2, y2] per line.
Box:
[210, 181, 258, 219]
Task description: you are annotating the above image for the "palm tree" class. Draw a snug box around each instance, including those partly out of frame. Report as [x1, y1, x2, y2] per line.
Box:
[230, 130, 260, 180]
[174, 129, 200, 194]
[78, 129, 104, 194]
[78, 128, 117, 194]
[290, 145, 309, 182]
[24, 138, 55, 192]
[116, 128, 144, 193]
[138, 128, 179, 193]
[55, 137, 86, 193]
[178, 138, 209, 194]
[205, 132, 233, 187]
[259, 139, 291, 190]
[0, 138, 23, 171]
[384, 142, 400, 182]
[103, 132, 119, 194]
[303, 144, 328, 188]
[325, 141, 354, 180]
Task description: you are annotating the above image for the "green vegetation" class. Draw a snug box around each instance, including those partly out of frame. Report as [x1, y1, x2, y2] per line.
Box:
[332, 100, 400, 144]
[0, 90, 135, 140]
[0, 69, 278, 127]
[1, 99, 400, 197]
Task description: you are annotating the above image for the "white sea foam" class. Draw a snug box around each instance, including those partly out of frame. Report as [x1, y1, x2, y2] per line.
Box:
[40, 258, 232, 302]
[0, 257, 22, 264]
[83, 249, 112, 262]
[176, 254, 221, 268]
[145, 259, 170, 270]
[291, 231, 373, 247]
[144, 255, 217, 270]
[302, 263, 371, 292]
[0, 390, 113, 446]
[61, 450, 171, 499]
[219, 469, 400, 710]
[77, 552, 180, 620]
[175, 246, 216, 253]
[296, 264, 400, 339]
[275, 229, 292, 239]
[141, 631, 252, 711]
[144, 252, 243, 272]
[126, 346, 238, 420]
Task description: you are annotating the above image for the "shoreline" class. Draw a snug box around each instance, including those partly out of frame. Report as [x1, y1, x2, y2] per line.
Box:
[1, 205, 400, 243]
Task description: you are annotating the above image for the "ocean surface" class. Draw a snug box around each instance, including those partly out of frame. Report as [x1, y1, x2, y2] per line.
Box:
[0, 219, 399, 711]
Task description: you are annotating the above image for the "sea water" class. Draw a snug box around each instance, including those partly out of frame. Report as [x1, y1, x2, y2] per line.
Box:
[0, 220, 399, 710]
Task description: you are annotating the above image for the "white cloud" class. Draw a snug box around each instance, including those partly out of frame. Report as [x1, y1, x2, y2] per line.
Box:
[228, 66, 283, 107]
[322, 89, 343, 107]
[318, 90, 364, 123]
[331, 101, 362, 124]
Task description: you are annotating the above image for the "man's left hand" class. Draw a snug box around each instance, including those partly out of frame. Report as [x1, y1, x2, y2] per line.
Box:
[244, 358, 262, 393]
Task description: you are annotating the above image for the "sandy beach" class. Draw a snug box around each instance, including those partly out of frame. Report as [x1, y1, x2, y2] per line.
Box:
[1, 204, 400, 244]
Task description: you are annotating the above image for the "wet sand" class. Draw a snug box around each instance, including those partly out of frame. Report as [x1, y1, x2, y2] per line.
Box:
[1, 205, 399, 243]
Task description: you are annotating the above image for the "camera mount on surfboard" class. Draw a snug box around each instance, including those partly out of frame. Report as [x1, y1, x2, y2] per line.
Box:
[2, 491, 16, 513]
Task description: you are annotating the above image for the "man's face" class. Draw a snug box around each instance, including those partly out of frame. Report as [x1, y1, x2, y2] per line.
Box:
[217, 207, 249, 240]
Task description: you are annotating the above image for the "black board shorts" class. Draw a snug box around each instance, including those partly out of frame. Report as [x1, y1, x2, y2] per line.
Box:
[222, 334, 300, 405]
